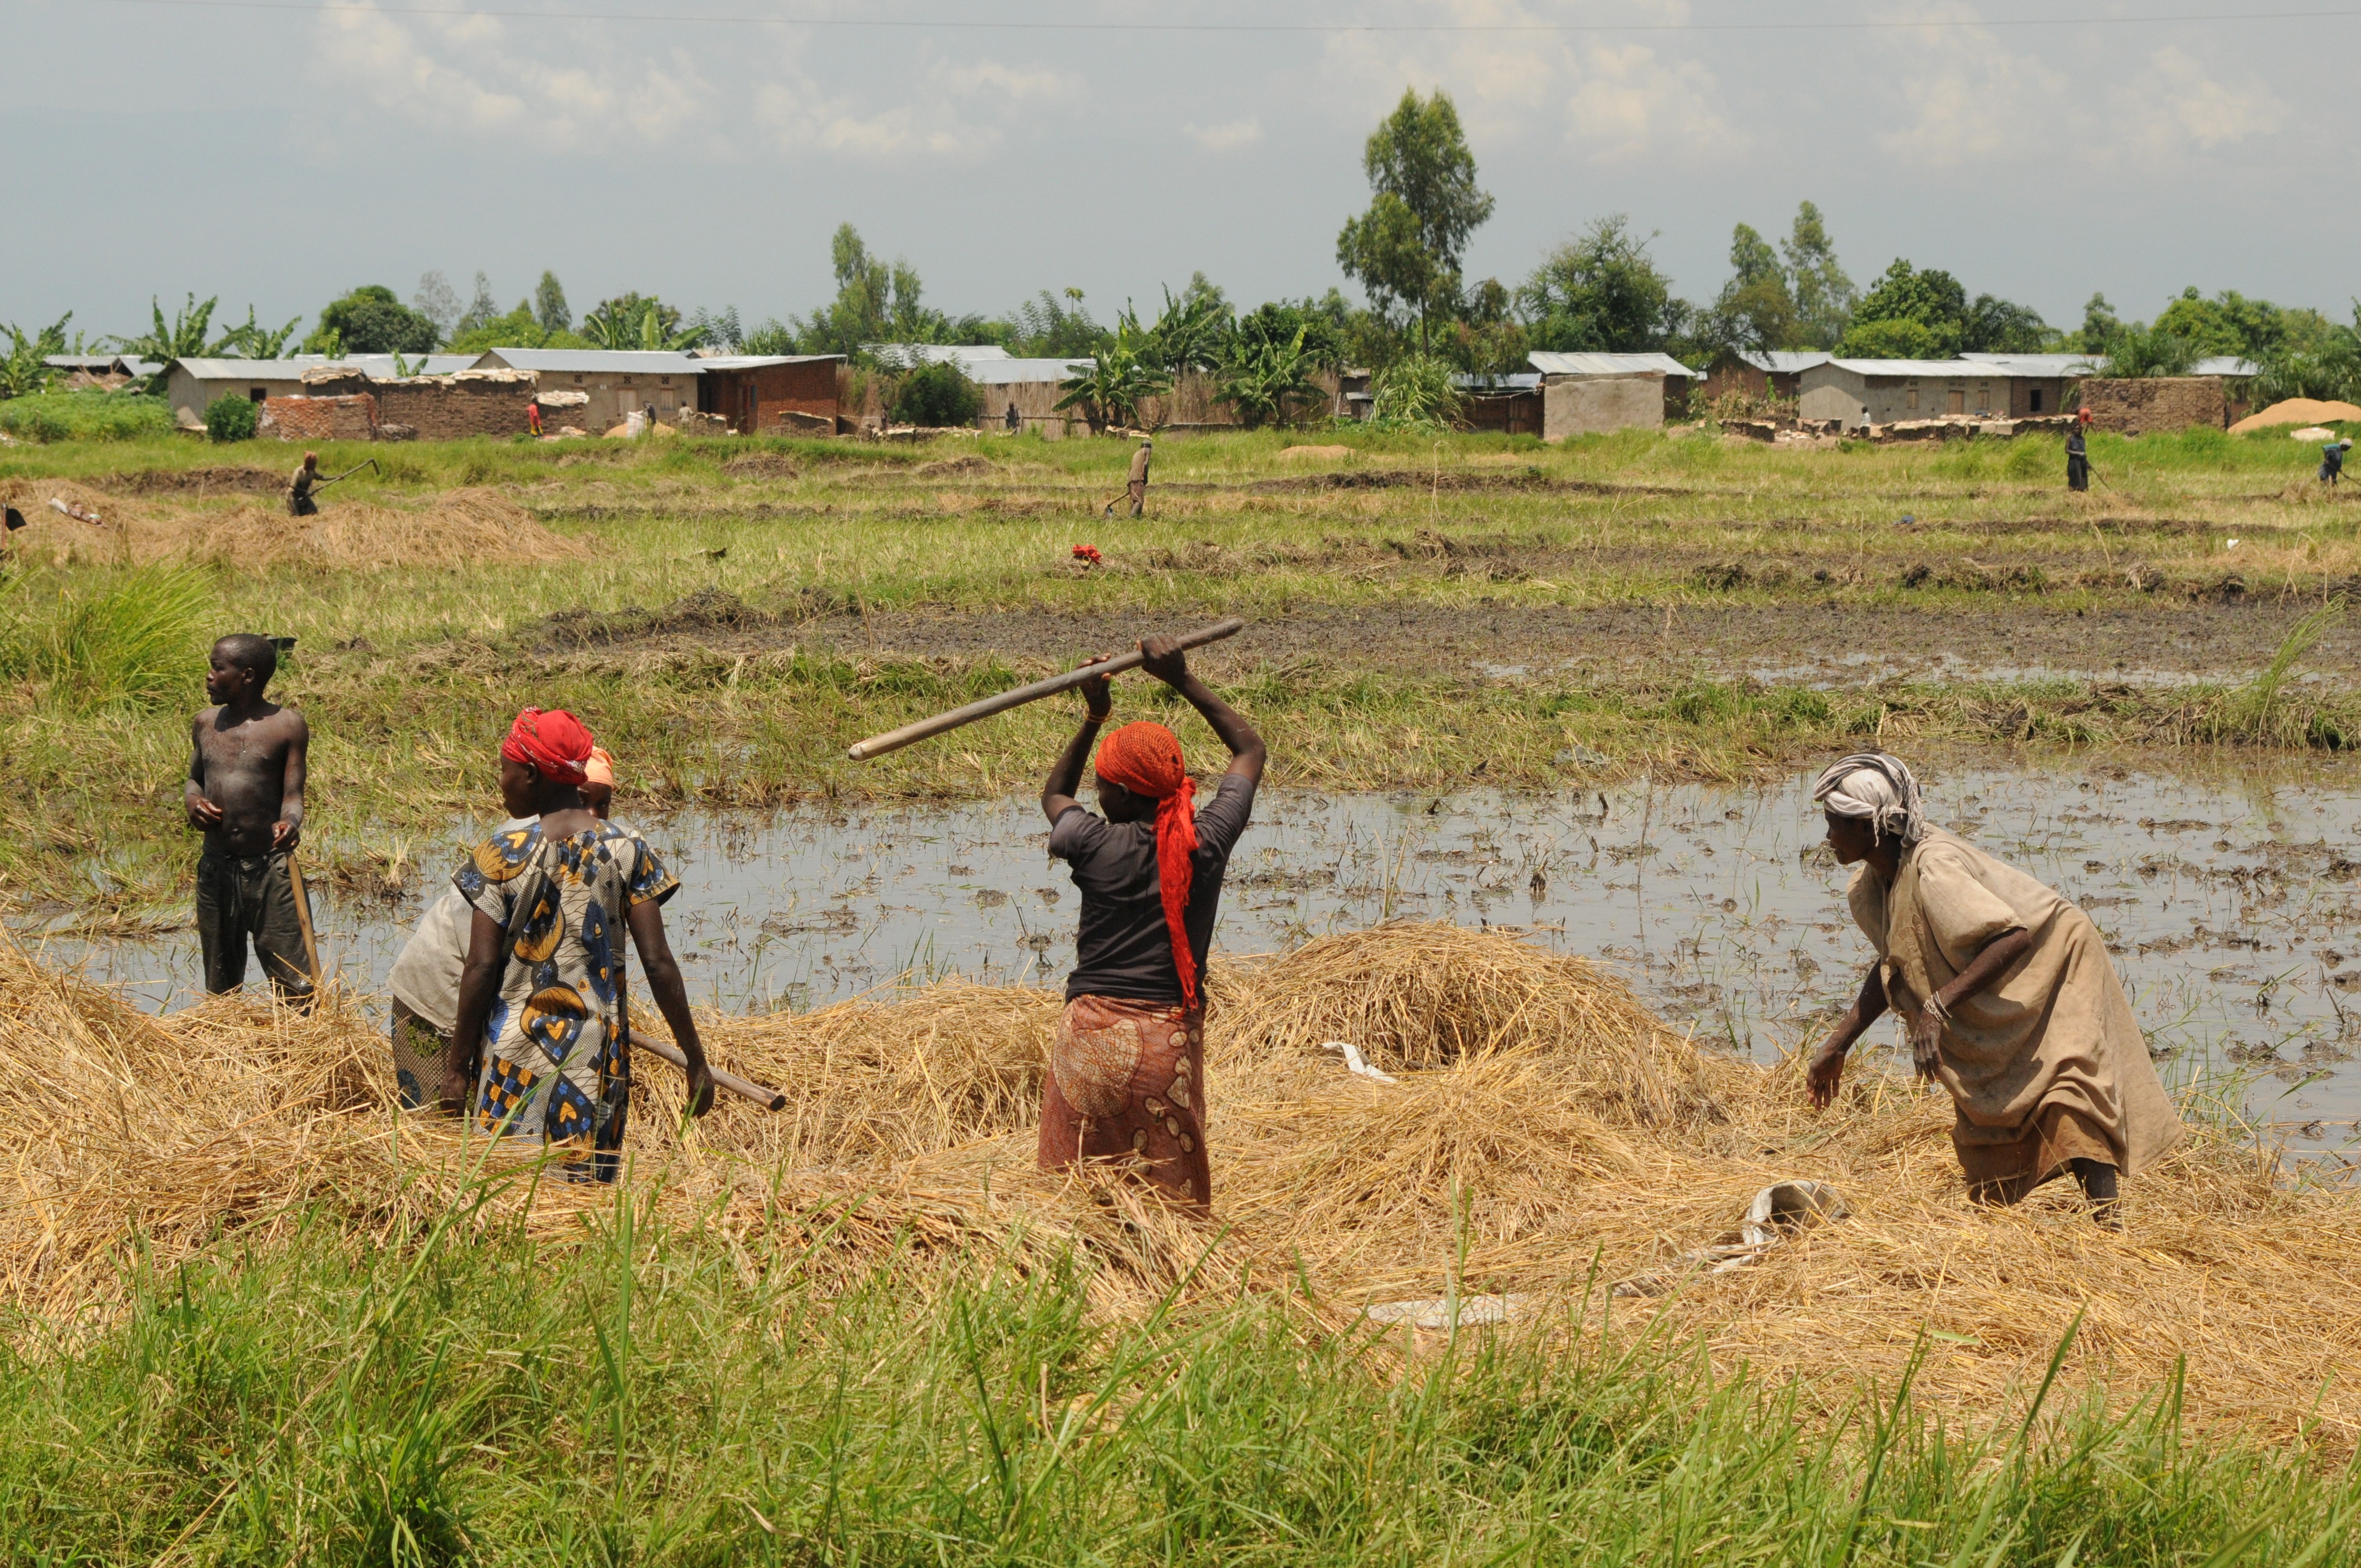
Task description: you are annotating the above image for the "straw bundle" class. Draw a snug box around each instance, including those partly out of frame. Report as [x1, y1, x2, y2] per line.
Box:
[7, 922, 2361, 1447]
[0, 481, 583, 569]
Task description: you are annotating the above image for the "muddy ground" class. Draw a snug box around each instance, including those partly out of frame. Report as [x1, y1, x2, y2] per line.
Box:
[552, 598, 2361, 687]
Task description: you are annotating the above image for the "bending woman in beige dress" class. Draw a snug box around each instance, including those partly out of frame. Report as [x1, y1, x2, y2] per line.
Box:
[1803, 753, 2183, 1220]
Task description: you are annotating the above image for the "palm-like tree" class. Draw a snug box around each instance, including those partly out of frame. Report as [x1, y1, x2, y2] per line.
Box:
[1055, 321, 1171, 432]
[1215, 326, 1321, 428]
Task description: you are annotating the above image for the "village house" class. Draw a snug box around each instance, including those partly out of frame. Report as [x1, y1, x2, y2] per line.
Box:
[1528, 351, 1697, 438]
[1695, 350, 1832, 407]
[692, 353, 846, 435]
[472, 349, 703, 432]
[159, 355, 478, 428]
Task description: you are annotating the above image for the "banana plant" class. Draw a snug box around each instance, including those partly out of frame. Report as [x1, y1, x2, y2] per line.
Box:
[1054, 319, 1171, 432]
[1, 313, 72, 399]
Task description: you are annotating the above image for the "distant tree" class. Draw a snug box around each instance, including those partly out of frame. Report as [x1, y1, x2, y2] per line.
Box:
[1703, 221, 1801, 354]
[739, 318, 797, 355]
[535, 271, 572, 335]
[1004, 288, 1108, 358]
[2255, 303, 2361, 404]
[1055, 317, 1170, 432]
[1960, 294, 2051, 354]
[304, 286, 439, 355]
[1439, 277, 1529, 377]
[1781, 202, 1856, 349]
[1519, 216, 1684, 353]
[687, 306, 744, 352]
[114, 294, 244, 361]
[414, 271, 464, 340]
[221, 306, 302, 358]
[795, 224, 988, 357]
[452, 271, 502, 340]
[1216, 322, 1329, 428]
[2103, 322, 2202, 378]
[584, 294, 705, 351]
[1143, 280, 1233, 375]
[1234, 296, 1349, 372]
[2151, 287, 2291, 362]
[1836, 318, 1947, 361]
[1839, 260, 1966, 358]
[0, 313, 70, 399]
[890, 360, 983, 427]
[1336, 88, 1494, 351]
[443, 302, 594, 353]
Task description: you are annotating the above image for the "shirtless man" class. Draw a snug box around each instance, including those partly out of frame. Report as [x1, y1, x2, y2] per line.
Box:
[184, 633, 314, 1000]
[287, 452, 325, 518]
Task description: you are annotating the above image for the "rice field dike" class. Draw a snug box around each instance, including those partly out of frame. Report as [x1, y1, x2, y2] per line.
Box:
[6, 422, 2361, 1562]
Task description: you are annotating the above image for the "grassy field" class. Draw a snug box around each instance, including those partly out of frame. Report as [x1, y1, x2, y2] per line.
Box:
[2, 1205, 2355, 1566]
[2, 419, 2358, 923]
[7, 421, 2361, 1561]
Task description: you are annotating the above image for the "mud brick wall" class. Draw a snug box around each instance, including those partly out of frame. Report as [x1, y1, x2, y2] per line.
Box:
[2080, 377, 2226, 435]
[373, 377, 540, 440]
[260, 394, 378, 442]
[1542, 374, 1663, 440]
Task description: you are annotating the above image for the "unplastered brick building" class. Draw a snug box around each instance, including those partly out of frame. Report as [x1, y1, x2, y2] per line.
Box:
[2077, 377, 2229, 435]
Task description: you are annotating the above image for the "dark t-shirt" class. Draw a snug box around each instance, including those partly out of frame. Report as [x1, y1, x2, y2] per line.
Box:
[1048, 774, 1257, 1005]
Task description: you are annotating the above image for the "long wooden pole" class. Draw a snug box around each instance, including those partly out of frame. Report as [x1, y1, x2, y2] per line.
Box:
[845, 617, 1244, 761]
[284, 852, 325, 994]
[626, 1030, 787, 1112]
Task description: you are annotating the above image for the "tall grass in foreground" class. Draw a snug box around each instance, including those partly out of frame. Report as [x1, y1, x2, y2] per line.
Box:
[0, 1207, 2352, 1565]
[0, 562, 211, 712]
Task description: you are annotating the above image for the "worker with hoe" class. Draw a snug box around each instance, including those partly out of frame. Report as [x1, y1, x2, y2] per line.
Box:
[2324, 438, 2351, 486]
[1038, 635, 1265, 1215]
[444, 710, 712, 1179]
[1803, 753, 2182, 1223]
[2065, 412, 2091, 492]
[1106, 435, 1153, 518]
[185, 633, 314, 1003]
[287, 452, 328, 517]
[388, 744, 618, 1109]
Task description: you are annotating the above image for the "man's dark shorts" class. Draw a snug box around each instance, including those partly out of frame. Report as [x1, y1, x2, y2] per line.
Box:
[196, 851, 314, 1000]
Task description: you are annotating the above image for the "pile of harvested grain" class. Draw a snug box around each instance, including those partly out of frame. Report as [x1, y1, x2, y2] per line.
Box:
[6, 921, 2360, 1446]
[0, 481, 585, 569]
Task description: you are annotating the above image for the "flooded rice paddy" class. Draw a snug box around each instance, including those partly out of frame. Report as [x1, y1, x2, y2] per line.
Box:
[45, 766, 2361, 1150]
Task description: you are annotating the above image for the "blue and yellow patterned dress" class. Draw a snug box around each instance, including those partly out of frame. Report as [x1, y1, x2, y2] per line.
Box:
[454, 818, 678, 1180]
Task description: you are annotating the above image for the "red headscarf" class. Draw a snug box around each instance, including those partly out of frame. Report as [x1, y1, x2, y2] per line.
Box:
[502, 707, 595, 787]
[1094, 721, 1200, 1008]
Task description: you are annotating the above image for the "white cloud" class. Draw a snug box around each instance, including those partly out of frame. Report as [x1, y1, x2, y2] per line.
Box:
[1561, 42, 1726, 161]
[1185, 118, 1265, 152]
[1871, 4, 2067, 166]
[316, 1, 524, 134]
[937, 59, 1074, 102]
[2114, 46, 2287, 154]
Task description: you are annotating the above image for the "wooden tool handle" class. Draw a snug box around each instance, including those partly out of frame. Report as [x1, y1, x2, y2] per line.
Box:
[626, 1030, 787, 1112]
[846, 617, 1244, 761]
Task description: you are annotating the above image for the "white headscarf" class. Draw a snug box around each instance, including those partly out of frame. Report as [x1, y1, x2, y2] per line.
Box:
[1811, 752, 1929, 847]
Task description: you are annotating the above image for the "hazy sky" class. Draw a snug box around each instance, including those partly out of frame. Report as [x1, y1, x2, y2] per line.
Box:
[3, 0, 2351, 343]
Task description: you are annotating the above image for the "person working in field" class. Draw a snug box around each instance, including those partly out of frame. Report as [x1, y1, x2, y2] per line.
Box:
[389, 746, 617, 1109]
[2065, 420, 2090, 492]
[2323, 438, 2349, 486]
[287, 451, 328, 517]
[444, 714, 711, 1178]
[1803, 753, 2182, 1222]
[1038, 636, 1265, 1215]
[1105, 436, 1153, 518]
[184, 634, 314, 1003]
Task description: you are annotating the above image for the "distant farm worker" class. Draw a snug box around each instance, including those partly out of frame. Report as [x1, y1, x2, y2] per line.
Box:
[2065, 421, 2090, 492]
[184, 633, 313, 1003]
[527, 400, 545, 438]
[388, 745, 618, 1110]
[2323, 439, 2350, 486]
[286, 452, 327, 518]
[1005, 400, 1021, 433]
[1803, 752, 2183, 1223]
[445, 714, 711, 1178]
[1038, 635, 1266, 1215]
[1105, 436, 1153, 518]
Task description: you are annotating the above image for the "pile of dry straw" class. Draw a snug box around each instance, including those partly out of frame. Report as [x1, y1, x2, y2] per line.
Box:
[0, 479, 584, 568]
[4, 921, 2357, 1445]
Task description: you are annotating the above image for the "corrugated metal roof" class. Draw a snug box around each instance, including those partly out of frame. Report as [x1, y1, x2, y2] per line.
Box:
[1528, 351, 1696, 378]
[1821, 358, 1998, 377]
[965, 358, 1092, 385]
[1959, 352, 2105, 376]
[2192, 355, 2260, 378]
[1737, 350, 1832, 374]
[1455, 373, 1542, 390]
[43, 355, 120, 370]
[477, 349, 702, 374]
[693, 354, 846, 371]
[167, 353, 481, 379]
[865, 344, 1013, 368]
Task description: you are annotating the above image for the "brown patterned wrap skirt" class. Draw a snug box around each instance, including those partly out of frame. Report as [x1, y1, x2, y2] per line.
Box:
[1037, 993, 1209, 1215]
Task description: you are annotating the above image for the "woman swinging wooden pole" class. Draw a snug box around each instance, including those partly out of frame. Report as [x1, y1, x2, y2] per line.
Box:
[1803, 752, 2183, 1223]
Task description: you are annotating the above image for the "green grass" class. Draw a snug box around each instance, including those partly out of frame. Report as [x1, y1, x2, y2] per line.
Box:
[1, 1206, 2354, 1565]
[0, 391, 177, 444]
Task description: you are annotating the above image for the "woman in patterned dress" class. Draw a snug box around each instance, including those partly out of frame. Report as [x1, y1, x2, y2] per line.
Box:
[444, 710, 713, 1178]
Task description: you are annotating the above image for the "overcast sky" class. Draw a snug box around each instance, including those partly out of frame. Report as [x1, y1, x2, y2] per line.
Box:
[2, 0, 2351, 343]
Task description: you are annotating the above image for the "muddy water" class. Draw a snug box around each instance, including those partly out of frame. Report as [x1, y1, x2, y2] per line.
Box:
[41, 770, 2361, 1146]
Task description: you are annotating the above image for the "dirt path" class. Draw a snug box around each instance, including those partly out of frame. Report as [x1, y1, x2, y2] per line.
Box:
[613, 600, 2361, 687]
